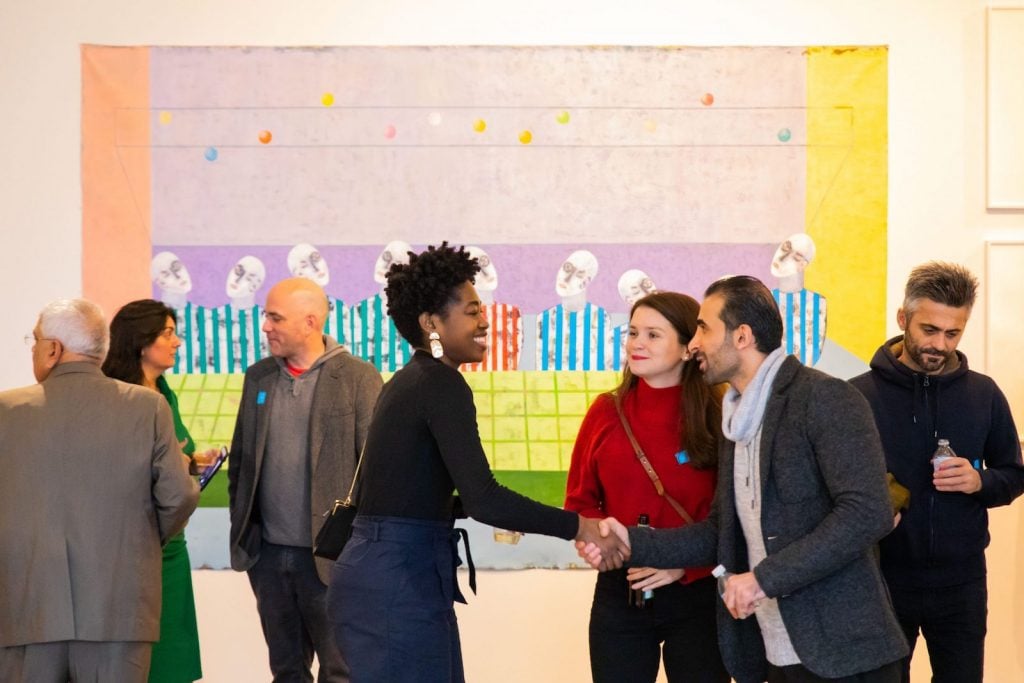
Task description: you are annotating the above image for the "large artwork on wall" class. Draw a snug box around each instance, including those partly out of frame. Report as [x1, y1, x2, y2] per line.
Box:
[82, 45, 887, 568]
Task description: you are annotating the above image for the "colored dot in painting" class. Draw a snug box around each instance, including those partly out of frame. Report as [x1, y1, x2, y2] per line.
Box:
[700, 93, 714, 106]
[158, 111, 173, 125]
[644, 119, 658, 133]
[428, 112, 442, 126]
[384, 124, 397, 139]
[519, 130, 533, 145]
[258, 130, 272, 144]
[556, 110, 570, 124]
[777, 128, 792, 142]
[204, 147, 218, 161]
[321, 92, 335, 106]
[473, 119, 486, 133]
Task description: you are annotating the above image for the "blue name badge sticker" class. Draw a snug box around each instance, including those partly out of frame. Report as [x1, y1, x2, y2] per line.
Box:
[675, 450, 690, 465]
[257, 390, 267, 405]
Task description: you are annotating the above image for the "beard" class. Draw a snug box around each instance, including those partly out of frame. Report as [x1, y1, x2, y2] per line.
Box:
[904, 335, 954, 374]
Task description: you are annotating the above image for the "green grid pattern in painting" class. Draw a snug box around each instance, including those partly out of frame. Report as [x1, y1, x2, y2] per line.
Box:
[168, 370, 619, 507]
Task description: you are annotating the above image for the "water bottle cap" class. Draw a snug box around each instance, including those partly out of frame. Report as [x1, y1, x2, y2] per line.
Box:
[937, 438, 950, 446]
[711, 564, 727, 578]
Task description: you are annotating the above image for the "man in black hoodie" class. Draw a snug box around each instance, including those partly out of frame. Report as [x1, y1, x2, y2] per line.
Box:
[850, 261, 1024, 683]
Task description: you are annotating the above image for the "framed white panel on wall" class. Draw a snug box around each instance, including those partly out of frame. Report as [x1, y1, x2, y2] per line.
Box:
[985, 241, 1024, 440]
[987, 7, 1024, 209]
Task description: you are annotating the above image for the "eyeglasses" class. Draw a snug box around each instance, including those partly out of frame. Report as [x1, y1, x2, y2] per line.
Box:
[24, 333, 58, 348]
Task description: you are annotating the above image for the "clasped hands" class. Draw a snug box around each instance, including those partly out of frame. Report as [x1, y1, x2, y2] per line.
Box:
[575, 516, 766, 620]
[575, 516, 631, 571]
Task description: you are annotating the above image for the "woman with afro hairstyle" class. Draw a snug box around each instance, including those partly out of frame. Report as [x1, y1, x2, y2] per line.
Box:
[327, 242, 626, 682]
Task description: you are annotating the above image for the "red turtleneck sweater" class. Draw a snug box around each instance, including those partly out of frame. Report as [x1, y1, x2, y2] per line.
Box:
[565, 378, 718, 581]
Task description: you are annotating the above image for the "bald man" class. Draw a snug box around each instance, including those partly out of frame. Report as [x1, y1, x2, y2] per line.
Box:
[228, 278, 382, 682]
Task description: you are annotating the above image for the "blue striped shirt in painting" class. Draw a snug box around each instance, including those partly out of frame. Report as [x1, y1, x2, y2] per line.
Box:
[348, 293, 411, 372]
[772, 288, 827, 366]
[536, 302, 610, 371]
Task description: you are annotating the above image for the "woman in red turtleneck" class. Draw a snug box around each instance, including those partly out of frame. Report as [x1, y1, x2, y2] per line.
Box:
[565, 291, 729, 683]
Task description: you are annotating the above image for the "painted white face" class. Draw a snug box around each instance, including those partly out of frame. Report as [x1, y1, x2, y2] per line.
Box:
[617, 269, 657, 307]
[467, 246, 498, 292]
[770, 233, 816, 279]
[150, 251, 192, 294]
[226, 256, 266, 298]
[374, 240, 412, 284]
[555, 250, 599, 298]
[288, 243, 329, 286]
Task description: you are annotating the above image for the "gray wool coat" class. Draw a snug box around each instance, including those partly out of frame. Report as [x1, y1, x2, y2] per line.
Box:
[629, 355, 908, 682]
[228, 349, 382, 584]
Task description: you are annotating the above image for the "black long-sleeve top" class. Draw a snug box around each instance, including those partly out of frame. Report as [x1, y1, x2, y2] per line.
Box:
[356, 350, 579, 540]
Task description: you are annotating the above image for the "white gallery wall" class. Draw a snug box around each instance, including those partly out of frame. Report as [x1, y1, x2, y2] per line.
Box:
[2, 1, 1022, 681]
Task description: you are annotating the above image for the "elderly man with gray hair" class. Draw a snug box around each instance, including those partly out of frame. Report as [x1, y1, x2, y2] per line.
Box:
[0, 298, 199, 683]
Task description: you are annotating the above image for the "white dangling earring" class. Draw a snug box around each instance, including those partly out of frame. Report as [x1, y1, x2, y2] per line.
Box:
[429, 331, 444, 359]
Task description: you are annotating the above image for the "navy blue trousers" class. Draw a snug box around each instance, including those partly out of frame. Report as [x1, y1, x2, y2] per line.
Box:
[328, 516, 467, 683]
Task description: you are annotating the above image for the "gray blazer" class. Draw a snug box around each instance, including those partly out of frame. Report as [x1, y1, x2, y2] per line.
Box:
[228, 350, 382, 583]
[0, 362, 199, 647]
[630, 356, 908, 682]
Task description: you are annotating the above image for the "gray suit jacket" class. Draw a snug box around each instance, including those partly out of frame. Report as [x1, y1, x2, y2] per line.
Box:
[0, 362, 199, 647]
[630, 356, 908, 682]
[228, 350, 382, 583]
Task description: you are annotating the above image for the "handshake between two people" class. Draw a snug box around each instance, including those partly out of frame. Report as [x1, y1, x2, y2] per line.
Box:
[574, 516, 631, 571]
[574, 515, 767, 620]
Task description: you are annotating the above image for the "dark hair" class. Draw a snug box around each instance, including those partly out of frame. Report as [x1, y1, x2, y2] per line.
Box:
[612, 292, 723, 469]
[386, 242, 481, 347]
[704, 275, 782, 354]
[903, 261, 978, 315]
[102, 299, 177, 385]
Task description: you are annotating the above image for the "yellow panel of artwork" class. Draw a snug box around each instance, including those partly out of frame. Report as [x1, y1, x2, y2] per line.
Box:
[493, 392, 526, 416]
[527, 416, 560, 441]
[491, 372, 525, 391]
[494, 417, 527, 441]
[555, 371, 587, 392]
[493, 442, 529, 470]
[557, 393, 590, 416]
[525, 391, 557, 415]
[523, 371, 556, 392]
[528, 442, 563, 471]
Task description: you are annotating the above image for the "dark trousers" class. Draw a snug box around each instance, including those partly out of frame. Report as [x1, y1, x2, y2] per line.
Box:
[247, 542, 349, 683]
[767, 660, 901, 683]
[328, 516, 465, 683]
[0, 640, 151, 683]
[588, 570, 729, 683]
[888, 578, 987, 683]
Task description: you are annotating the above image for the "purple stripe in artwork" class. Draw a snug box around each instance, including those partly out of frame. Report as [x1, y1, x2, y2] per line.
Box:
[153, 242, 776, 313]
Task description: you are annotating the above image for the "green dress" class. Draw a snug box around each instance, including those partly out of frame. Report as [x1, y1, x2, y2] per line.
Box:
[153, 376, 203, 683]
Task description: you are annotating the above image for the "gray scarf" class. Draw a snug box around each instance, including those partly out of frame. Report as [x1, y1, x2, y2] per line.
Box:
[721, 348, 787, 446]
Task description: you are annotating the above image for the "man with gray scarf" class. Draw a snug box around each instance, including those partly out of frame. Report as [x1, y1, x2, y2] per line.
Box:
[578, 276, 907, 683]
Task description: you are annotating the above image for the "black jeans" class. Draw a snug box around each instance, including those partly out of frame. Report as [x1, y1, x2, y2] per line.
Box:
[888, 577, 987, 683]
[588, 570, 729, 683]
[247, 543, 349, 683]
[767, 660, 901, 683]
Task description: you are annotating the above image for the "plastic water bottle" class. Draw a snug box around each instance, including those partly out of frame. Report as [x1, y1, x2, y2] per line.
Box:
[931, 439, 956, 472]
[712, 564, 733, 600]
[627, 514, 653, 608]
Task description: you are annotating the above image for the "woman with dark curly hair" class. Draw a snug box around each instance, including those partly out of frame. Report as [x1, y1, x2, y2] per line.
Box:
[327, 242, 623, 682]
[565, 291, 728, 683]
[103, 299, 213, 683]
